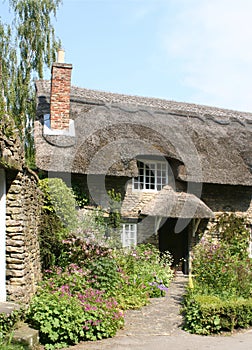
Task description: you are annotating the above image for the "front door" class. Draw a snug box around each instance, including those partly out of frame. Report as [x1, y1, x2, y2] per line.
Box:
[158, 218, 189, 274]
[0, 168, 6, 301]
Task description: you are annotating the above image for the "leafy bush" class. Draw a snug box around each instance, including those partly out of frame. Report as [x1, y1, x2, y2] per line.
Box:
[56, 233, 114, 269]
[115, 244, 173, 299]
[39, 211, 68, 270]
[27, 265, 124, 349]
[182, 291, 252, 334]
[192, 239, 252, 298]
[191, 214, 252, 299]
[88, 256, 120, 294]
[183, 214, 252, 334]
[39, 178, 78, 270]
[72, 183, 89, 208]
[27, 291, 86, 349]
[214, 213, 250, 260]
[39, 178, 77, 229]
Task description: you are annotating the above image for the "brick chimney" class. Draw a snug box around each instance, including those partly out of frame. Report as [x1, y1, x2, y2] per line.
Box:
[50, 49, 72, 130]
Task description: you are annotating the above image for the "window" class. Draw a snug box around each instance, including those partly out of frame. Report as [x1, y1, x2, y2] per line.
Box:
[121, 223, 137, 248]
[133, 160, 168, 191]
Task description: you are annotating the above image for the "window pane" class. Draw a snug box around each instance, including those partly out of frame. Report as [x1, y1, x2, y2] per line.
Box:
[121, 224, 137, 248]
[133, 160, 168, 191]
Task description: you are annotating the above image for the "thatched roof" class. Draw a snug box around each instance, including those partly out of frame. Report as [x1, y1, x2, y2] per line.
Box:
[35, 80, 252, 186]
[141, 185, 214, 219]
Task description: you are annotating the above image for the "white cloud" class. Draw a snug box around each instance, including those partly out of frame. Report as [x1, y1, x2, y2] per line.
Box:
[161, 0, 252, 111]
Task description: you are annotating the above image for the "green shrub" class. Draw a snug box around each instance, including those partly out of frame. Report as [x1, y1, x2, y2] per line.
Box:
[56, 233, 114, 269]
[72, 183, 89, 208]
[27, 291, 87, 349]
[191, 214, 252, 299]
[115, 276, 149, 310]
[183, 214, 252, 334]
[182, 291, 252, 334]
[88, 256, 120, 294]
[39, 211, 68, 270]
[39, 178, 78, 270]
[115, 244, 173, 299]
[214, 213, 250, 260]
[39, 178, 77, 229]
[27, 269, 124, 349]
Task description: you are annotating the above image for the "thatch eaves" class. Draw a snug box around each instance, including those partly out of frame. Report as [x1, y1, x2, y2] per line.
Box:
[141, 185, 214, 219]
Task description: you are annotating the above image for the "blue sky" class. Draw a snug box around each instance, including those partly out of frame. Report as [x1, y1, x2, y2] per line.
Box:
[2, 0, 252, 112]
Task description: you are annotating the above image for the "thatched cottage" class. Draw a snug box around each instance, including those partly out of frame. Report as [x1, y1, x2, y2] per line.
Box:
[34, 53, 252, 273]
[0, 114, 41, 303]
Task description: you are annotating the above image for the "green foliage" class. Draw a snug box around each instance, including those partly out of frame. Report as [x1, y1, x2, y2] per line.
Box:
[0, 0, 62, 165]
[88, 256, 119, 294]
[72, 184, 89, 208]
[39, 178, 77, 229]
[56, 228, 114, 269]
[107, 189, 122, 230]
[115, 244, 173, 299]
[211, 213, 251, 259]
[39, 178, 77, 270]
[0, 309, 23, 345]
[39, 211, 68, 270]
[27, 291, 87, 349]
[110, 244, 173, 309]
[183, 214, 252, 334]
[191, 214, 252, 299]
[0, 343, 29, 350]
[182, 291, 252, 334]
[27, 265, 124, 349]
[78, 207, 108, 237]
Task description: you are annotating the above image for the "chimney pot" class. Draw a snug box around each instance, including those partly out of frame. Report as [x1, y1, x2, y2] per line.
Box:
[57, 49, 65, 63]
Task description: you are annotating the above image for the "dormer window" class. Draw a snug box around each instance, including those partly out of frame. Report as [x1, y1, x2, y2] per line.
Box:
[133, 159, 168, 191]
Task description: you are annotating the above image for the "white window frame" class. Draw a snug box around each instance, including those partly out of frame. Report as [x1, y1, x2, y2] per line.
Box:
[133, 159, 168, 191]
[121, 223, 137, 248]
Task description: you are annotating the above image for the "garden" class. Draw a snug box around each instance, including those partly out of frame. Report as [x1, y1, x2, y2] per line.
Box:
[0, 178, 174, 350]
[1, 178, 252, 349]
[182, 213, 252, 335]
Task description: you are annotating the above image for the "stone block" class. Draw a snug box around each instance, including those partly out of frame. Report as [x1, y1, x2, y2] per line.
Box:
[13, 323, 39, 349]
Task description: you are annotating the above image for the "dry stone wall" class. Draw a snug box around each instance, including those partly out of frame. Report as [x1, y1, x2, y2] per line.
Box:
[1, 114, 42, 303]
[5, 170, 42, 303]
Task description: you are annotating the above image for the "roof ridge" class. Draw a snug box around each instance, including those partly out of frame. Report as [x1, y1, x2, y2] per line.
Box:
[35, 79, 252, 118]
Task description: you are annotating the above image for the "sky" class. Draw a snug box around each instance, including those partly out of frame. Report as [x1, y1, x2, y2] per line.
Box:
[2, 0, 252, 112]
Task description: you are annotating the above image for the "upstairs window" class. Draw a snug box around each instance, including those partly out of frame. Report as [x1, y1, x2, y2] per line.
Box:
[121, 223, 137, 248]
[133, 160, 168, 191]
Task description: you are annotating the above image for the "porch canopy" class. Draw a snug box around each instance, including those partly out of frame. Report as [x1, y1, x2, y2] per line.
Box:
[141, 185, 214, 219]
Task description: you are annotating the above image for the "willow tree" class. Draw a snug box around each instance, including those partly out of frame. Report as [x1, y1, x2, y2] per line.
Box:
[0, 0, 62, 166]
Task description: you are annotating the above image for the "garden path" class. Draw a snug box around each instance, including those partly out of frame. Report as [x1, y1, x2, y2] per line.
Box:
[62, 272, 252, 350]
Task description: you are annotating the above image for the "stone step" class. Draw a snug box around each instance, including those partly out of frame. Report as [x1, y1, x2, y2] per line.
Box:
[13, 323, 39, 349]
[0, 301, 20, 314]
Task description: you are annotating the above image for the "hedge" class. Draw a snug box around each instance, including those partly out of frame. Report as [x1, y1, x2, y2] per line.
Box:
[182, 292, 252, 335]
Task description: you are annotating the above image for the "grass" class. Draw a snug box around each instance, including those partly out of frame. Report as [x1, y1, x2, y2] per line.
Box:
[0, 343, 30, 350]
